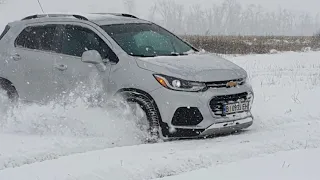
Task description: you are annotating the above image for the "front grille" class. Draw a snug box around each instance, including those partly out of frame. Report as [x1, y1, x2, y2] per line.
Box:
[171, 107, 203, 126]
[209, 92, 250, 116]
[205, 78, 245, 88]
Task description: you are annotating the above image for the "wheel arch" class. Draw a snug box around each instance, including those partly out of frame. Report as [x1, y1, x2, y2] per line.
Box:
[116, 88, 173, 138]
[0, 77, 17, 92]
[0, 77, 19, 100]
[116, 88, 155, 101]
[115, 88, 164, 123]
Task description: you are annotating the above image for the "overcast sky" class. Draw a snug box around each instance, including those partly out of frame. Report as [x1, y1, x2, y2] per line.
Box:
[172, 0, 320, 15]
[2, 0, 320, 19]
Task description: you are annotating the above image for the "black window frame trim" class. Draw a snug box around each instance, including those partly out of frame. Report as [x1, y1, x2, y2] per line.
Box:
[13, 22, 120, 64]
[0, 25, 11, 41]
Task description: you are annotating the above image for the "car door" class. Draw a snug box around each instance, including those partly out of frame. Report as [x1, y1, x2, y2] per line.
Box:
[12, 24, 61, 103]
[53, 23, 118, 102]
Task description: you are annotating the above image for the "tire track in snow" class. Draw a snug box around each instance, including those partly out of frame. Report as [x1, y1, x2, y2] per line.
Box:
[1, 119, 320, 180]
[0, 135, 145, 170]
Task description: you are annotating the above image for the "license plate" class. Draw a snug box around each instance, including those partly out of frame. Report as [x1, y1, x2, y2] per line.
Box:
[223, 101, 250, 114]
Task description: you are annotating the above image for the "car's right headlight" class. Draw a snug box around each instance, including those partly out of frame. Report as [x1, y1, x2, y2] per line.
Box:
[153, 74, 207, 92]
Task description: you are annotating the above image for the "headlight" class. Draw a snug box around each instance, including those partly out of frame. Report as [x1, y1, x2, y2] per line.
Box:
[153, 74, 207, 92]
[243, 76, 249, 84]
[237, 76, 248, 86]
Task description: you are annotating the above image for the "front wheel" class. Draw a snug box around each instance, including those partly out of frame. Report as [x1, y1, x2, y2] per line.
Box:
[121, 92, 163, 143]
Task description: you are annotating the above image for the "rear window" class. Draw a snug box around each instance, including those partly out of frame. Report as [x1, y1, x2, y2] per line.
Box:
[0, 25, 10, 40]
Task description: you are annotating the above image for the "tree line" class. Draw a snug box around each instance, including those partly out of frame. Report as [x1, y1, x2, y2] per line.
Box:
[124, 0, 320, 36]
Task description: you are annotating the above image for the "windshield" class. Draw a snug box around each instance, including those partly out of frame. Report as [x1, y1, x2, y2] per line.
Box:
[100, 23, 196, 57]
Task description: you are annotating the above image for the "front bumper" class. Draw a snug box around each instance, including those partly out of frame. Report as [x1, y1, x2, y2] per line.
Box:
[149, 83, 254, 138]
[198, 116, 253, 137]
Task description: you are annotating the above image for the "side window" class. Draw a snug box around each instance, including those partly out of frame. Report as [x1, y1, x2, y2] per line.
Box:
[15, 25, 60, 53]
[133, 31, 174, 53]
[61, 25, 118, 63]
[0, 25, 10, 40]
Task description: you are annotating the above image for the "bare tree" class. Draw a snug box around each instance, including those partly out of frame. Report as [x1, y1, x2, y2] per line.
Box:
[123, 0, 136, 14]
[185, 4, 206, 34]
[222, 0, 242, 35]
[148, 3, 157, 22]
[155, 0, 184, 34]
[0, 0, 6, 12]
[146, 0, 320, 36]
[212, 4, 225, 34]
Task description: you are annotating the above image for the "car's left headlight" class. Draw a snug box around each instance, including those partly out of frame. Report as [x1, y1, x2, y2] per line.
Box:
[242, 76, 248, 84]
[243, 75, 250, 85]
[153, 74, 207, 92]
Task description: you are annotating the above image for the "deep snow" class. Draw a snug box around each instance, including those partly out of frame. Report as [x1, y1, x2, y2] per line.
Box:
[156, 148, 320, 180]
[0, 51, 319, 179]
[0, 96, 150, 170]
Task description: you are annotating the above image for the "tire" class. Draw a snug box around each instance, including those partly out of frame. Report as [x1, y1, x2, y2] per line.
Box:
[0, 79, 18, 103]
[120, 91, 162, 143]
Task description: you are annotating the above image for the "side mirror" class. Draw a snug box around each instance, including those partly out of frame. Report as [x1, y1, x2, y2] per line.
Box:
[81, 50, 103, 64]
[81, 50, 107, 72]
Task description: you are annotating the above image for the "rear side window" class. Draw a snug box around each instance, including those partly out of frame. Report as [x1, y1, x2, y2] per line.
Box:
[15, 25, 60, 53]
[0, 25, 10, 40]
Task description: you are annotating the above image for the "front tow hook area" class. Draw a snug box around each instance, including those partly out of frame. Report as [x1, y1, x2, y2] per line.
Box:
[199, 116, 254, 137]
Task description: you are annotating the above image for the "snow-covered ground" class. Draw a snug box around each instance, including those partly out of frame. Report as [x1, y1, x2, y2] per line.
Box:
[0, 51, 319, 179]
[157, 148, 320, 180]
[0, 98, 149, 170]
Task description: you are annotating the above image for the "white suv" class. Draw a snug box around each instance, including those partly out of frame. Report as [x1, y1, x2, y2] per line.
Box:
[0, 13, 254, 141]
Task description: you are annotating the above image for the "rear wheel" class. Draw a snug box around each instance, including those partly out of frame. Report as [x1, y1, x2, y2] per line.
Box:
[0, 79, 18, 104]
[120, 91, 163, 143]
[0, 80, 18, 119]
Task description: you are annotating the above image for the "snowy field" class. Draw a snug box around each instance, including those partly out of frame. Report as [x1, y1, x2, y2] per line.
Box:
[0, 51, 319, 179]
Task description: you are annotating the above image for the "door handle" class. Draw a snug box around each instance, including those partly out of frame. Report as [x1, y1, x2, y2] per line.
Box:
[55, 64, 68, 71]
[11, 53, 21, 61]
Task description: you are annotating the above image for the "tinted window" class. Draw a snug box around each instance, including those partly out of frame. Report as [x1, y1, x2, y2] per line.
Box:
[0, 25, 10, 40]
[61, 25, 118, 62]
[133, 31, 174, 52]
[100, 23, 196, 57]
[15, 25, 60, 53]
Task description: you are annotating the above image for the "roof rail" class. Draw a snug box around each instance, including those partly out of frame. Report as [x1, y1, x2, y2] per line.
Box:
[90, 13, 138, 19]
[21, 14, 89, 21]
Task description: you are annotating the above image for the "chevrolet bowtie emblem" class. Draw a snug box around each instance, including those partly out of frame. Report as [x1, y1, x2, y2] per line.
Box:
[226, 81, 237, 87]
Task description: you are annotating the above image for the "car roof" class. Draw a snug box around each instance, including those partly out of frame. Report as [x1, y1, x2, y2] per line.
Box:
[86, 13, 150, 25]
[11, 13, 151, 26]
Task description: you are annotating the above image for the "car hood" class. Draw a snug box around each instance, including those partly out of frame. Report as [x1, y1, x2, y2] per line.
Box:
[135, 53, 247, 82]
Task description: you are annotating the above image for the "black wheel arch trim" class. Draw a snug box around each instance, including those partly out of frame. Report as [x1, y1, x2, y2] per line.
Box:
[115, 88, 159, 102]
[115, 88, 169, 131]
[0, 77, 18, 92]
[0, 77, 19, 100]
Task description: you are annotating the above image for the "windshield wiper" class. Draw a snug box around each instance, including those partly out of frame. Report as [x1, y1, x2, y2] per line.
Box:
[170, 52, 188, 56]
[130, 54, 157, 57]
[130, 52, 191, 57]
